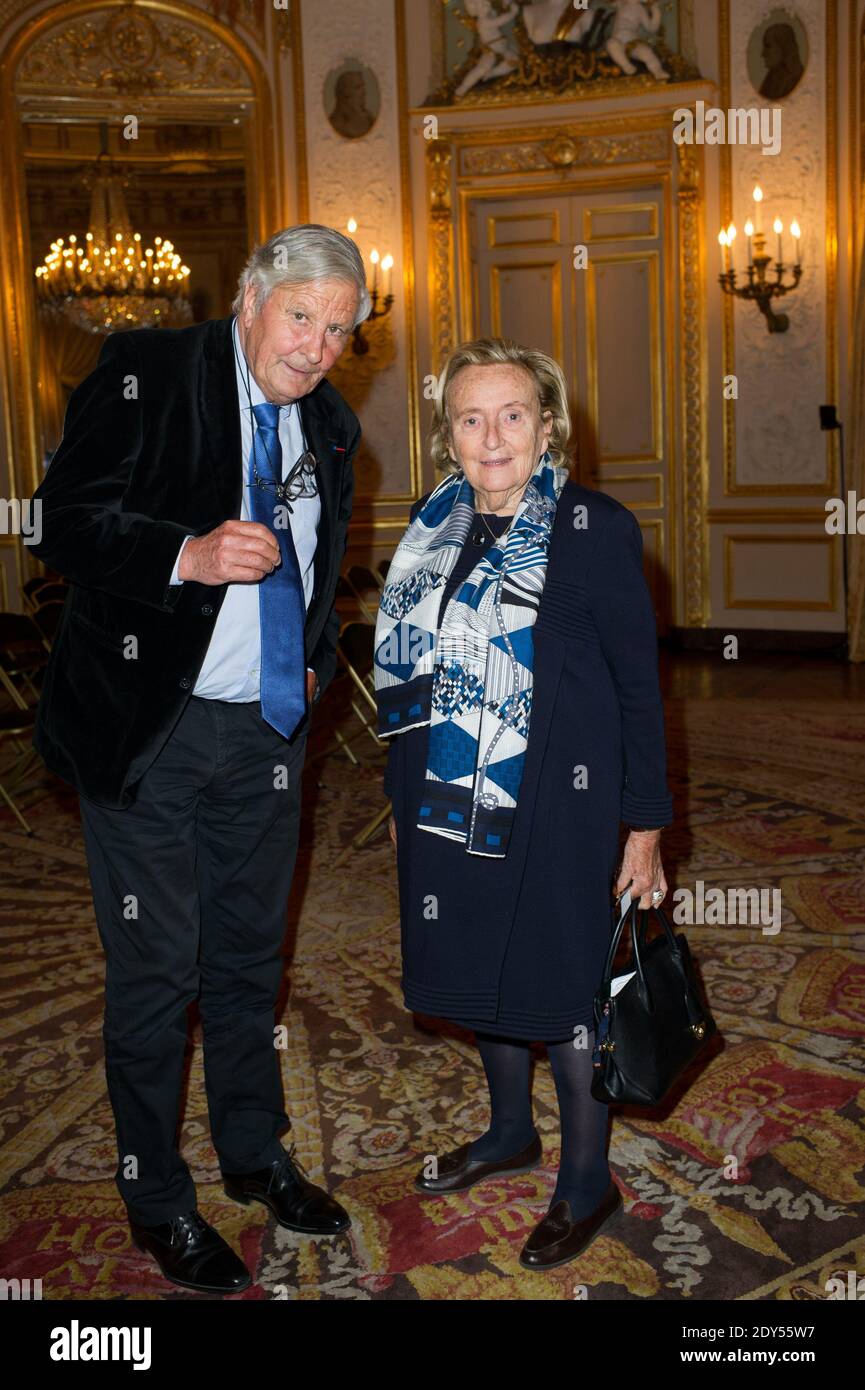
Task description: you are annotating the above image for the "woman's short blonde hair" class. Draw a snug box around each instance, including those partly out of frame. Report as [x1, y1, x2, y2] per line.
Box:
[428, 337, 572, 475]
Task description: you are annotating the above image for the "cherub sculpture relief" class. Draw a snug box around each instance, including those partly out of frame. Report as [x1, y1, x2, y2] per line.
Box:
[604, 0, 668, 79]
[454, 0, 520, 98]
[520, 0, 597, 46]
[453, 0, 670, 100]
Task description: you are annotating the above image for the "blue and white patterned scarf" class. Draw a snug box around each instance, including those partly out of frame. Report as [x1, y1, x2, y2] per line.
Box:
[373, 450, 568, 857]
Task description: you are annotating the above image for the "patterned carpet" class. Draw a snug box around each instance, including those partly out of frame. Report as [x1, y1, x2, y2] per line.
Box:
[1, 688, 863, 1300]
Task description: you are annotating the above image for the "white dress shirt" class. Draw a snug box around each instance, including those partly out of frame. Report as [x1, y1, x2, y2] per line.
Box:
[168, 316, 322, 701]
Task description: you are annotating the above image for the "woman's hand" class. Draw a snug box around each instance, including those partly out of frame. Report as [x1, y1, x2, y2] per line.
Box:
[614, 829, 666, 910]
[388, 815, 397, 850]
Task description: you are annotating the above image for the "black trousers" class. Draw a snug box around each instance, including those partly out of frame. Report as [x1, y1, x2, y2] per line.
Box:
[78, 694, 308, 1225]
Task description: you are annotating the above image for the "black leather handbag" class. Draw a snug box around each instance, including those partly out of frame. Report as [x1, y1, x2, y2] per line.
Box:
[590, 900, 717, 1105]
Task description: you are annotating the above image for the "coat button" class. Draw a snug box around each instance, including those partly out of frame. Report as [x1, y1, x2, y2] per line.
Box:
[201, 604, 213, 615]
[179, 677, 191, 689]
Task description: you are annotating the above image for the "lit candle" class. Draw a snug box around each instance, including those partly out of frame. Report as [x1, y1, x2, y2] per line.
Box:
[773, 217, 783, 264]
[744, 218, 754, 266]
[370, 247, 379, 294]
[726, 223, 737, 271]
[381, 253, 393, 296]
[718, 228, 729, 273]
[790, 219, 801, 265]
[347, 217, 357, 234]
[752, 184, 763, 232]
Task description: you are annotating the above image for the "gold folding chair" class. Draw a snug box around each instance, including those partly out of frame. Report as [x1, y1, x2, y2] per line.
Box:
[31, 601, 67, 650]
[30, 582, 68, 607]
[335, 621, 389, 757]
[352, 561, 385, 594]
[330, 621, 392, 863]
[21, 577, 51, 612]
[0, 704, 40, 835]
[0, 610, 46, 832]
[343, 565, 380, 624]
[0, 612, 48, 706]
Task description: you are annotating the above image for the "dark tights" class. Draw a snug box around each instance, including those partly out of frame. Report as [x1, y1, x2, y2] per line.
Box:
[467, 1030, 611, 1220]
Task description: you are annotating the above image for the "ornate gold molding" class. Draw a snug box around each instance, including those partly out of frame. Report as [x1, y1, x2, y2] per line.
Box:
[414, 102, 712, 152]
[677, 137, 708, 626]
[459, 126, 670, 178]
[17, 4, 252, 96]
[287, 0, 307, 220]
[826, 0, 838, 488]
[707, 507, 830, 522]
[847, 0, 865, 658]
[724, 534, 837, 611]
[426, 136, 455, 375]
[856, 0, 862, 307]
[274, 3, 294, 53]
[394, 0, 422, 505]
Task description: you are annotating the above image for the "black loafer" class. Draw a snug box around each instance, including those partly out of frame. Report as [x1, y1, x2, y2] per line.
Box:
[519, 1178, 623, 1269]
[130, 1209, 252, 1294]
[415, 1132, 542, 1194]
[223, 1145, 350, 1235]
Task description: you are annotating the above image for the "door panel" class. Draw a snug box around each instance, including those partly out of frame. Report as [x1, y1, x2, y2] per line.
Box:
[469, 184, 671, 630]
[491, 261, 563, 361]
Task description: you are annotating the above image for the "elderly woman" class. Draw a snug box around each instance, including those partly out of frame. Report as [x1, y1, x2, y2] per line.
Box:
[373, 337, 673, 1270]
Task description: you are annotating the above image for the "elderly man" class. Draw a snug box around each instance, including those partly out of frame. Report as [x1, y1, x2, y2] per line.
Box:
[29, 224, 367, 1295]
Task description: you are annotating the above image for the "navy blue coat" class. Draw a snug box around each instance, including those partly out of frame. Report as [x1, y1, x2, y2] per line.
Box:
[382, 479, 673, 1042]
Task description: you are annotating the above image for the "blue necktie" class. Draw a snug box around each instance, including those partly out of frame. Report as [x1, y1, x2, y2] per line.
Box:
[248, 402, 306, 738]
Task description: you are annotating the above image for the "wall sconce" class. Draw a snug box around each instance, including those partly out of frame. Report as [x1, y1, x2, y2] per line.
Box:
[347, 217, 394, 354]
[718, 185, 804, 334]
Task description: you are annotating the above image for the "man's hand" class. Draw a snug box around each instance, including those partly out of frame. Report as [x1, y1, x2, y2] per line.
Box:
[614, 829, 666, 910]
[178, 520, 281, 585]
[388, 814, 397, 850]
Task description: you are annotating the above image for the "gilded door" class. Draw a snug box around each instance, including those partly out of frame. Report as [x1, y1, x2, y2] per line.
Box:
[468, 184, 673, 630]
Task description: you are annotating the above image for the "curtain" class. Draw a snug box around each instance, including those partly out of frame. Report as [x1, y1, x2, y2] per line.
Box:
[37, 316, 100, 463]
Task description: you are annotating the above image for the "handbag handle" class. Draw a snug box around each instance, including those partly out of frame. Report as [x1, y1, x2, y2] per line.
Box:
[599, 899, 686, 1015]
[640, 905, 708, 1031]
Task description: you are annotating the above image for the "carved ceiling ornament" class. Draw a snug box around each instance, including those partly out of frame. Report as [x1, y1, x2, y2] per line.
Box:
[0, 0, 33, 33]
[17, 3, 252, 98]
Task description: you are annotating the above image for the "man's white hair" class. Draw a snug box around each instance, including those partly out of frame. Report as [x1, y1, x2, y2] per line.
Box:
[232, 223, 370, 327]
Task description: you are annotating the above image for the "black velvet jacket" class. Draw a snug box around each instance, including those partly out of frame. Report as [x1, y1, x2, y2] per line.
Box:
[28, 314, 360, 808]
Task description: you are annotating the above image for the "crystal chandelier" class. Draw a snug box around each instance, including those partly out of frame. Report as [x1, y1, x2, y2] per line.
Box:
[34, 155, 192, 335]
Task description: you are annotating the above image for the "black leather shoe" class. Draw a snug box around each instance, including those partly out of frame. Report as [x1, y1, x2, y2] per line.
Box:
[130, 1209, 252, 1294]
[223, 1145, 350, 1235]
[519, 1178, 623, 1269]
[415, 1132, 542, 1194]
